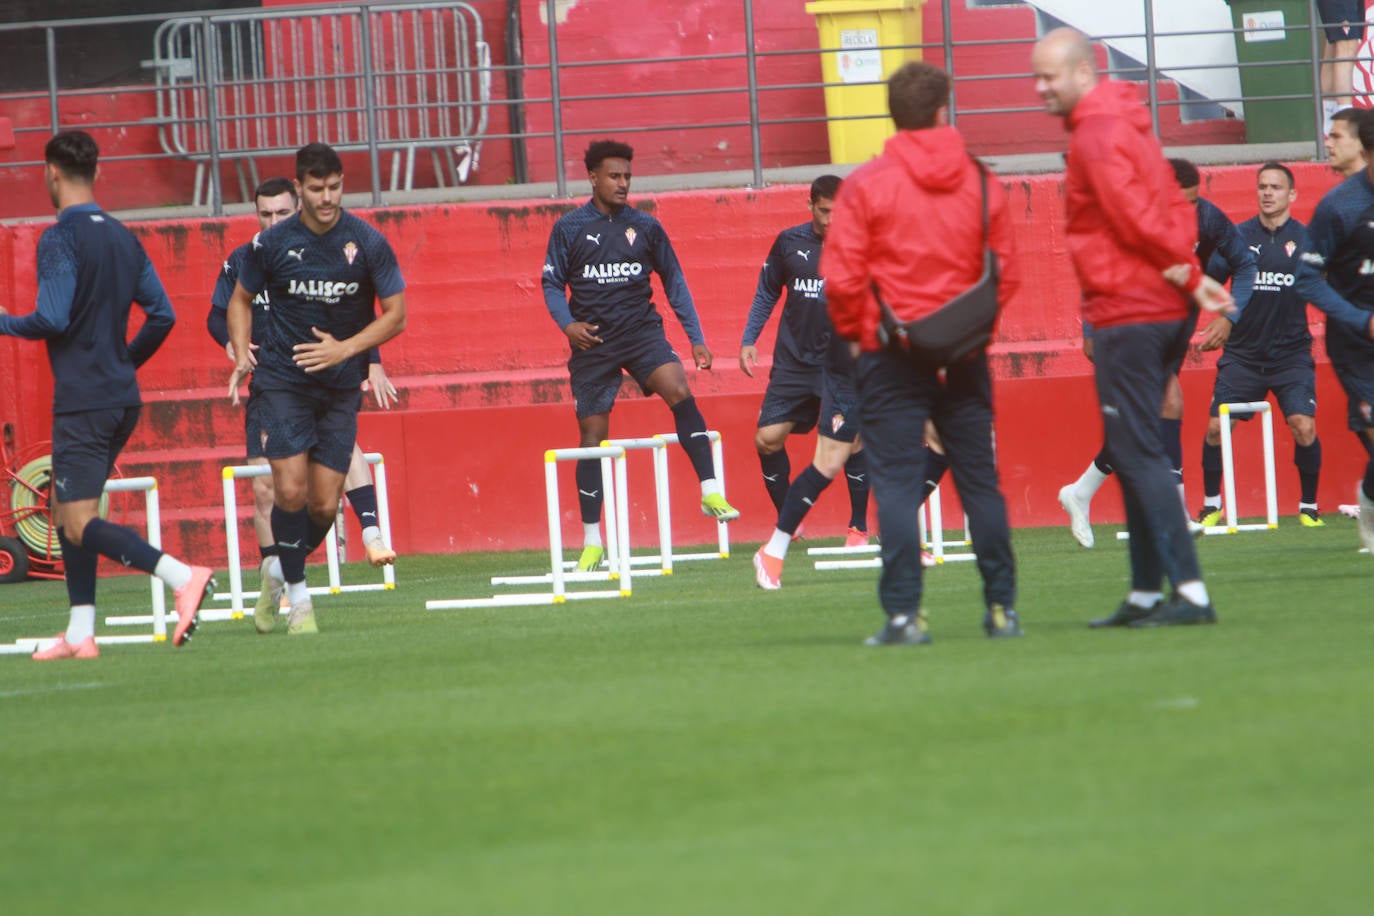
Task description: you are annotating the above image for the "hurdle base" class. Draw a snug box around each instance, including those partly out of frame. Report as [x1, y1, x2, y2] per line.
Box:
[427, 589, 626, 610]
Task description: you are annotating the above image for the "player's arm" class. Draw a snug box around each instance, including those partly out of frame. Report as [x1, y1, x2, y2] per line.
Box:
[226, 282, 256, 404]
[739, 234, 786, 376]
[1196, 221, 1256, 350]
[295, 291, 406, 374]
[649, 222, 710, 368]
[127, 255, 177, 367]
[542, 224, 601, 349]
[207, 256, 237, 358]
[0, 234, 75, 339]
[1293, 206, 1374, 339]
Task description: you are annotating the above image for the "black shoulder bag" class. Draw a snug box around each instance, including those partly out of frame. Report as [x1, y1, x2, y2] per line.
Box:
[872, 162, 1001, 369]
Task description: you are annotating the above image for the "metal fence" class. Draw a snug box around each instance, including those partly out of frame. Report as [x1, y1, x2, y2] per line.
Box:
[0, 0, 1352, 215]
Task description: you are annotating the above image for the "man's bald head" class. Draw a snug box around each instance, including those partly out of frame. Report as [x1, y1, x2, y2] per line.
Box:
[1031, 27, 1098, 118]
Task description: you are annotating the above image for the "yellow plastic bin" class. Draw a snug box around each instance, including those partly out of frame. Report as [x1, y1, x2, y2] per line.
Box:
[806, 0, 926, 164]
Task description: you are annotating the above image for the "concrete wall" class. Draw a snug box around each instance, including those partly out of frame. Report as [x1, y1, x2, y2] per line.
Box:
[1, 161, 1367, 569]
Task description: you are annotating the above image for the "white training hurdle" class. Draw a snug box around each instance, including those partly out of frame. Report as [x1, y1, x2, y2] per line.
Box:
[1217, 401, 1278, 534]
[810, 483, 976, 571]
[651, 430, 731, 561]
[427, 446, 633, 610]
[1, 476, 168, 655]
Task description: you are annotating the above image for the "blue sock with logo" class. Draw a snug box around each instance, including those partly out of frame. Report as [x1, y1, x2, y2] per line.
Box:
[80, 518, 163, 576]
[1157, 417, 1183, 484]
[759, 449, 790, 512]
[921, 448, 949, 504]
[777, 465, 832, 535]
[1294, 438, 1321, 505]
[346, 485, 379, 531]
[844, 450, 870, 530]
[671, 397, 716, 482]
[1202, 440, 1223, 500]
[58, 526, 97, 607]
[271, 505, 310, 585]
[575, 459, 604, 524]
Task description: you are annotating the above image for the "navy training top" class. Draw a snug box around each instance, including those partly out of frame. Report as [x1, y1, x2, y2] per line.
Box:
[0, 202, 175, 414]
[1210, 216, 1310, 366]
[1293, 170, 1374, 365]
[740, 222, 830, 371]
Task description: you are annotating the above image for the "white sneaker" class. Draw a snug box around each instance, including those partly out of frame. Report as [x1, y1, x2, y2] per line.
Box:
[1358, 486, 1374, 554]
[1058, 484, 1094, 548]
[1338, 503, 1360, 520]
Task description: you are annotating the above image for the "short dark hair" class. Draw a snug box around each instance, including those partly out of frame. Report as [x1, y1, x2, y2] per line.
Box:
[296, 142, 343, 181]
[584, 140, 634, 172]
[1168, 157, 1200, 190]
[810, 174, 842, 202]
[887, 62, 951, 131]
[1333, 106, 1365, 131]
[1357, 112, 1374, 152]
[45, 130, 98, 183]
[1257, 161, 1295, 189]
[255, 176, 298, 203]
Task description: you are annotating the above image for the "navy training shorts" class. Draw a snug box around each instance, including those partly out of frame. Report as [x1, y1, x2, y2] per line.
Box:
[1208, 356, 1317, 421]
[51, 406, 140, 502]
[256, 385, 362, 474]
[568, 322, 681, 420]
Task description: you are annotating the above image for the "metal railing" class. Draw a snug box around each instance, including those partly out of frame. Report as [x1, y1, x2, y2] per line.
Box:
[0, 0, 1353, 215]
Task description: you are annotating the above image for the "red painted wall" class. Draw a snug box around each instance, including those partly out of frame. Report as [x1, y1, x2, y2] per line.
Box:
[1, 161, 1368, 572]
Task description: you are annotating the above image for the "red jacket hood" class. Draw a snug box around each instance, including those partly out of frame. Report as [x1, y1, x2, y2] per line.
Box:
[884, 125, 970, 191]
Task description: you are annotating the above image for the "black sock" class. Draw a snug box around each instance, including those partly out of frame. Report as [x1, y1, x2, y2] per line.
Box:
[1158, 417, 1183, 484]
[306, 515, 332, 553]
[57, 526, 97, 607]
[844, 450, 870, 530]
[80, 518, 163, 575]
[671, 396, 716, 481]
[920, 448, 949, 504]
[1294, 438, 1321, 505]
[1201, 439, 1222, 500]
[575, 459, 604, 524]
[1093, 445, 1114, 476]
[345, 484, 379, 530]
[1364, 456, 1374, 503]
[272, 505, 310, 584]
[259, 543, 280, 563]
[777, 465, 833, 535]
[759, 449, 790, 513]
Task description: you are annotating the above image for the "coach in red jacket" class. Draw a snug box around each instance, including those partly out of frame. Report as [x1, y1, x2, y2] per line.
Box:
[824, 61, 1022, 647]
[1031, 27, 1234, 628]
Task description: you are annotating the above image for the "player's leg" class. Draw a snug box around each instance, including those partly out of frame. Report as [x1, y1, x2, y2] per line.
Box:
[243, 389, 285, 631]
[1058, 444, 1112, 549]
[343, 443, 394, 566]
[574, 410, 612, 571]
[843, 443, 870, 545]
[754, 369, 820, 514]
[638, 345, 739, 521]
[1271, 359, 1323, 525]
[1158, 373, 1187, 506]
[753, 433, 853, 590]
[42, 408, 211, 657]
[1197, 360, 1256, 527]
[754, 421, 794, 513]
[259, 386, 328, 631]
[932, 352, 1020, 638]
[1331, 358, 1374, 548]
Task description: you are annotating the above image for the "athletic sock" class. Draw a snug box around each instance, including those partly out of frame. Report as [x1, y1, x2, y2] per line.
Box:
[921, 448, 949, 504]
[345, 484, 380, 531]
[1177, 580, 1211, 607]
[259, 543, 279, 563]
[844, 450, 870, 529]
[306, 515, 332, 553]
[1127, 590, 1163, 609]
[759, 449, 791, 513]
[1073, 454, 1111, 502]
[64, 605, 97, 645]
[361, 525, 382, 546]
[287, 580, 310, 606]
[1158, 417, 1184, 485]
[81, 518, 163, 577]
[1092, 446, 1114, 477]
[57, 527, 97, 608]
[582, 523, 602, 549]
[575, 459, 604, 525]
[1295, 438, 1321, 505]
[272, 505, 311, 585]
[1201, 439, 1223, 501]
[764, 529, 792, 560]
[777, 465, 833, 536]
[671, 397, 716, 481]
[1363, 457, 1374, 502]
[1203, 495, 1221, 510]
[153, 555, 193, 592]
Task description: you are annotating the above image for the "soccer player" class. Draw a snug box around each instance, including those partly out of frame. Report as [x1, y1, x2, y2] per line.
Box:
[1293, 118, 1374, 553]
[824, 62, 1022, 645]
[1032, 28, 1233, 628]
[0, 130, 213, 660]
[1317, 2, 1365, 128]
[542, 139, 738, 573]
[1195, 163, 1325, 527]
[208, 177, 399, 633]
[740, 174, 870, 547]
[1057, 157, 1256, 547]
[1326, 108, 1367, 178]
[226, 143, 407, 635]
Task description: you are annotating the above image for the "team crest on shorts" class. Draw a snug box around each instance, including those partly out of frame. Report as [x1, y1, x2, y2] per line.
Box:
[1285, 240, 1297, 257]
[343, 241, 359, 265]
[625, 227, 637, 247]
[831, 413, 845, 434]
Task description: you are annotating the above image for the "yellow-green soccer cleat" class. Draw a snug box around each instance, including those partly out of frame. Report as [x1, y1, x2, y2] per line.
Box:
[576, 544, 604, 572]
[1298, 507, 1325, 528]
[1195, 505, 1223, 529]
[253, 559, 283, 634]
[700, 493, 740, 522]
[287, 600, 318, 636]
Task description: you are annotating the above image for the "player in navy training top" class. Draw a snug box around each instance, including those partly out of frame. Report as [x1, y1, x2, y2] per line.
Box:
[226, 143, 406, 634]
[542, 139, 739, 573]
[739, 174, 871, 547]
[209, 177, 399, 634]
[0, 131, 212, 658]
[1195, 163, 1326, 526]
[1058, 158, 1257, 547]
[1293, 116, 1374, 550]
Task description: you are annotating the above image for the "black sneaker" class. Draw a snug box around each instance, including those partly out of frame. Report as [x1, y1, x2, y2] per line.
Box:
[983, 603, 1022, 638]
[1195, 504, 1223, 528]
[1128, 593, 1217, 628]
[865, 612, 931, 646]
[1088, 599, 1162, 628]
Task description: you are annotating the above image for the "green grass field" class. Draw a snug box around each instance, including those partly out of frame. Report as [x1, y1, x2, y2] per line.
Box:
[2, 522, 1371, 915]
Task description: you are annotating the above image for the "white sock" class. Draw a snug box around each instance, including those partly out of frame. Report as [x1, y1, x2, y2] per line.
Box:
[583, 523, 602, 548]
[263, 555, 283, 580]
[1176, 482, 1189, 512]
[1298, 502, 1318, 512]
[1177, 581, 1210, 606]
[765, 529, 791, 560]
[1073, 463, 1109, 502]
[65, 605, 96, 644]
[700, 478, 722, 498]
[1204, 495, 1221, 509]
[1127, 590, 1163, 609]
[154, 555, 193, 591]
[361, 525, 383, 546]
[287, 580, 310, 606]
